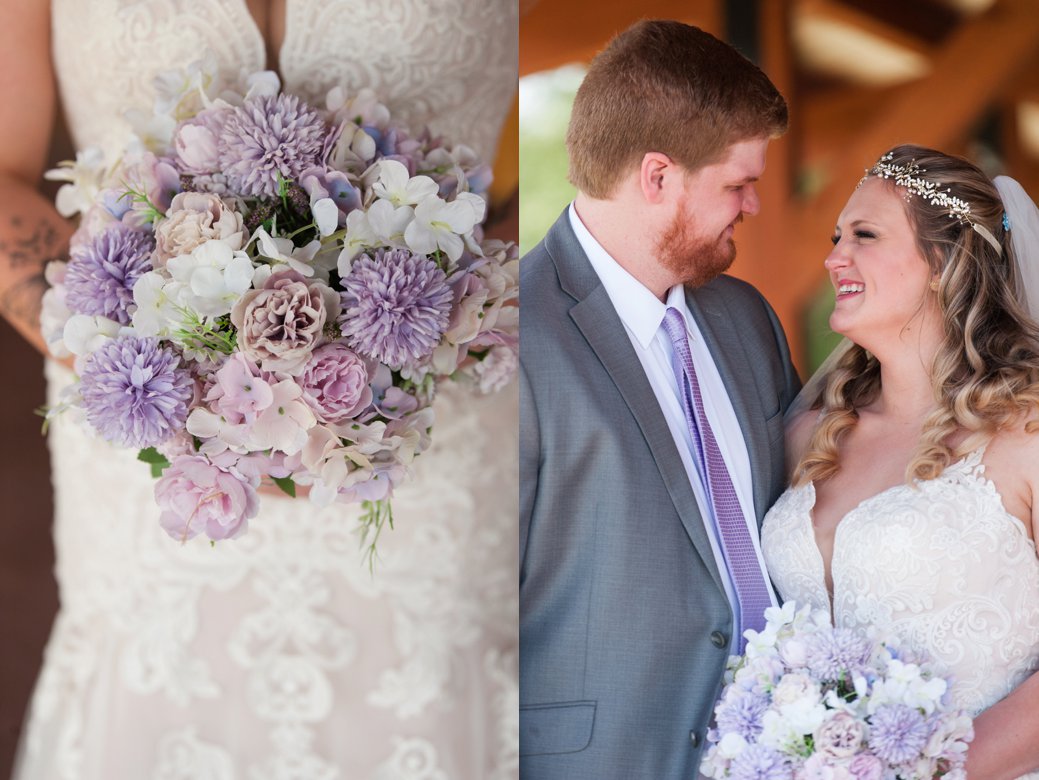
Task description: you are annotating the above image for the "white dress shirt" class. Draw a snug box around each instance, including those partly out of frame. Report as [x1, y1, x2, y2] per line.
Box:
[568, 204, 777, 646]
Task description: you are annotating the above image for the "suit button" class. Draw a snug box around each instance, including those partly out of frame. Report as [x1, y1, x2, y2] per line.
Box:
[710, 630, 727, 648]
[689, 730, 700, 747]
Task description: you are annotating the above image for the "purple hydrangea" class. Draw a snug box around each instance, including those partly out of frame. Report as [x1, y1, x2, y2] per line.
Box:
[80, 336, 194, 449]
[64, 228, 155, 324]
[340, 249, 453, 370]
[728, 744, 793, 780]
[867, 704, 929, 765]
[716, 692, 768, 741]
[806, 627, 874, 681]
[218, 93, 326, 198]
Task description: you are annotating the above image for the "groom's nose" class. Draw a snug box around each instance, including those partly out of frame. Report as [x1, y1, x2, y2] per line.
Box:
[741, 185, 760, 216]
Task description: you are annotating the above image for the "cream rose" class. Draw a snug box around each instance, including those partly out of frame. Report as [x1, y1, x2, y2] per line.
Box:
[154, 192, 244, 266]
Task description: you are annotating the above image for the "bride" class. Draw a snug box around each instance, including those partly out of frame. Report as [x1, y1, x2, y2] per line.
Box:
[0, 2, 518, 778]
[763, 144, 1039, 778]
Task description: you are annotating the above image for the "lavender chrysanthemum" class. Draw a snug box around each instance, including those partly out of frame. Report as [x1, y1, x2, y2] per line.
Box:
[64, 228, 155, 324]
[728, 744, 793, 780]
[218, 93, 326, 198]
[340, 249, 453, 370]
[80, 336, 193, 449]
[806, 627, 874, 681]
[716, 692, 768, 741]
[868, 704, 929, 764]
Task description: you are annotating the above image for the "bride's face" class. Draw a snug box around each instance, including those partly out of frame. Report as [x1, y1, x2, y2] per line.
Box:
[824, 178, 939, 348]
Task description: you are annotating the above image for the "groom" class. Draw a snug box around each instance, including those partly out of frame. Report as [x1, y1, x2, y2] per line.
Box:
[519, 20, 801, 779]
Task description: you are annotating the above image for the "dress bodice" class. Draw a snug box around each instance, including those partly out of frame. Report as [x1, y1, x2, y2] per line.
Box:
[762, 450, 1039, 724]
[51, 0, 517, 163]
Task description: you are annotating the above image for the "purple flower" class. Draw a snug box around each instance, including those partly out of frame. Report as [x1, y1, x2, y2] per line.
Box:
[218, 93, 326, 198]
[806, 627, 873, 681]
[64, 228, 155, 324]
[727, 744, 792, 780]
[80, 336, 193, 448]
[716, 692, 768, 741]
[340, 249, 453, 370]
[299, 343, 374, 423]
[868, 704, 929, 764]
[155, 455, 259, 541]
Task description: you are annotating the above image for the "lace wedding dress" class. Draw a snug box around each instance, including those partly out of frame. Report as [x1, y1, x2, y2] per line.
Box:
[15, 2, 518, 778]
[762, 450, 1039, 778]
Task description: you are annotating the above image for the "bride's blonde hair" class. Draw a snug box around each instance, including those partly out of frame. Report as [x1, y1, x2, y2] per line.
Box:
[793, 144, 1039, 487]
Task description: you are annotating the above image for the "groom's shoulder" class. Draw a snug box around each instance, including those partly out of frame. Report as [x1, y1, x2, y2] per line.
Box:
[698, 273, 773, 312]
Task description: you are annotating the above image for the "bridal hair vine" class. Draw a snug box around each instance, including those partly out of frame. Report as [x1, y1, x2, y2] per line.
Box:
[863, 153, 1002, 254]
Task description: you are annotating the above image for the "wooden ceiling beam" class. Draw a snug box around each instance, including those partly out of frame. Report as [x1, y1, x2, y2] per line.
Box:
[785, 0, 1039, 306]
[797, 0, 936, 58]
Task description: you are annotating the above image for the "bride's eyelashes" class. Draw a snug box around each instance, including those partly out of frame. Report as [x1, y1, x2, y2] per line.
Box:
[830, 229, 878, 245]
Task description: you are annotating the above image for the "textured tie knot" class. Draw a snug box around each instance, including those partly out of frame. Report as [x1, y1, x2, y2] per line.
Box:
[661, 307, 687, 346]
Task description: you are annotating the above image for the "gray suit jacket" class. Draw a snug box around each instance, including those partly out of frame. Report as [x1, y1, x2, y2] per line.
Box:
[519, 210, 800, 779]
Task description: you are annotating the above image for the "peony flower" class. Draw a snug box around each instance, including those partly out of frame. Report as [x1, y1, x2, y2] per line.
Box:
[172, 108, 228, 175]
[299, 343, 374, 423]
[846, 753, 883, 780]
[79, 335, 194, 448]
[64, 227, 155, 324]
[230, 269, 340, 375]
[218, 93, 326, 198]
[813, 712, 865, 759]
[154, 454, 259, 541]
[339, 248, 453, 370]
[153, 192, 244, 266]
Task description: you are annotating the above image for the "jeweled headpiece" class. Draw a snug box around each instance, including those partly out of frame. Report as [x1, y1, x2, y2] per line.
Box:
[862, 153, 1002, 254]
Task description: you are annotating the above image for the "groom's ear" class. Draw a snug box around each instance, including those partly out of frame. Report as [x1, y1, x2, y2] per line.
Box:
[639, 152, 675, 204]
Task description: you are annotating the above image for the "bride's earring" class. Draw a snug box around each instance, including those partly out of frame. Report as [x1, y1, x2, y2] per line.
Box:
[929, 278, 940, 292]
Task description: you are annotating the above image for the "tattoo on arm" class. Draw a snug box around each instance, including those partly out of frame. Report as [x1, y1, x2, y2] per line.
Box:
[1, 271, 48, 333]
[0, 216, 63, 269]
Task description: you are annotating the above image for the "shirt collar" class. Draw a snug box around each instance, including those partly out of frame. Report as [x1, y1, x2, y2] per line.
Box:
[568, 202, 690, 349]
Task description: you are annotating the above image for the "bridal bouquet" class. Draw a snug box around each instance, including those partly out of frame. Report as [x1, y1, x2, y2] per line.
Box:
[39, 57, 518, 553]
[699, 602, 974, 780]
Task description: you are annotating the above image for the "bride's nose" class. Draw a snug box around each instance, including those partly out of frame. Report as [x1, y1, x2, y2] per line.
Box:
[823, 245, 849, 272]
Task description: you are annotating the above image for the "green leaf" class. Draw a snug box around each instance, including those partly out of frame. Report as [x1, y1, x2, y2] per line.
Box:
[271, 476, 297, 498]
[137, 447, 170, 478]
[357, 499, 394, 574]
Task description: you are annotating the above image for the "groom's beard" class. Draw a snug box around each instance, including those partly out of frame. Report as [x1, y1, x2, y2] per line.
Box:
[656, 209, 738, 289]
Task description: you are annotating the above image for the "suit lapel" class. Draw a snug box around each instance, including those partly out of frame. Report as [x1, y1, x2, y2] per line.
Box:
[544, 213, 726, 596]
[685, 287, 773, 522]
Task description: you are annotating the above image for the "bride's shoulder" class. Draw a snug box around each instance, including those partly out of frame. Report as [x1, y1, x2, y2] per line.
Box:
[979, 415, 1039, 539]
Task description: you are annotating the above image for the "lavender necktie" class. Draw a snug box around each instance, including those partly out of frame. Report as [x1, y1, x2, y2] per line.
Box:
[660, 307, 771, 652]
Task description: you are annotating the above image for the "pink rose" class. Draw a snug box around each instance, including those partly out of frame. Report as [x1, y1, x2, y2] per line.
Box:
[173, 108, 227, 174]
[230, 269, 341, 375]
[847, 753, 883, 780]
[154, 192, 244, 266]
[814, 712, 865, 759]
[155, 455, 259, 541]
[299, 343, 374, 423]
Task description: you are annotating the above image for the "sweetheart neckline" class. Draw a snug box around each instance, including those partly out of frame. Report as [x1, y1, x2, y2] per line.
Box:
[798, 448, 1035, 610]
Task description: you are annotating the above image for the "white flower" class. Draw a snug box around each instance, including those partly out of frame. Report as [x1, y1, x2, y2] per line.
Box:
[44, 147, 107, 218]
[62, 314, 126, 359]
[772, 673, 820, 708]
[166, 240, 255, 317]
[372, 159, 439, 206]
[311, 197, 339, 237]
[252, 226, 323, 278]
[716, 732, 748, 760]
[404, 196, 478, 262]
[131, 271, 185, 337]
[336, 200, 414, 272]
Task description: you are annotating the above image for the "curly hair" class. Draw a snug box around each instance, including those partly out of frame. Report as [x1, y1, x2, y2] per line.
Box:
[793, 144, 1039, 487]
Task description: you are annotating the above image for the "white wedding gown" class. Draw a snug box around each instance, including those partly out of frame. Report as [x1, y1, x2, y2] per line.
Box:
[16, 2, 518, 779]
[762, 449, 1039, 778]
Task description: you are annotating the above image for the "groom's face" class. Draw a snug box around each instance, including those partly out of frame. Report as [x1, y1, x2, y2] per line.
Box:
[655, 137, 769, 288]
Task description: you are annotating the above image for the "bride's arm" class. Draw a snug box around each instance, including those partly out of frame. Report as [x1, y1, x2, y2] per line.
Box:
[964, 431, 1039, 778]
[0, 2, 75, 357]
[965, 673, 1039, 779]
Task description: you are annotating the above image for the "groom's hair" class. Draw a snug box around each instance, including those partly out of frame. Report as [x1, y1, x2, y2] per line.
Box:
[566, 20, 788, 199]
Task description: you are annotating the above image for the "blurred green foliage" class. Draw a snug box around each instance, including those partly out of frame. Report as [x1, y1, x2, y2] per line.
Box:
[519, 66, 584, 255]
